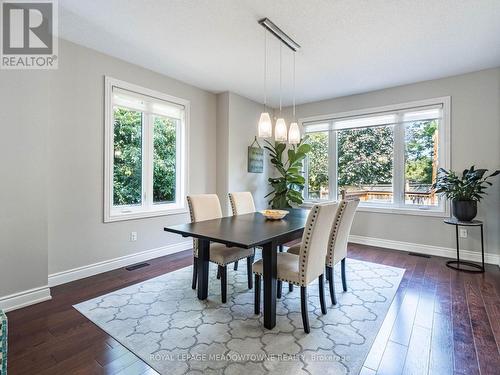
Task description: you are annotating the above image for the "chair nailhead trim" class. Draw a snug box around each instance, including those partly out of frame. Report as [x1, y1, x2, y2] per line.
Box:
[327, 201, 347, 267]
[186, 196, 198, 257]
[299, 205, 320, 285]
[228, 193, 237, 215]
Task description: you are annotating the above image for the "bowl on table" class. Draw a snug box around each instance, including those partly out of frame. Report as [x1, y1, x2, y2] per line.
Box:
[260, 209, 289, 220]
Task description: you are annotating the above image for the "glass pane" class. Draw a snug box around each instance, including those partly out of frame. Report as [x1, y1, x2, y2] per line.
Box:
[337, 126, 394, 203]
[113, 107, 143, 206]
[153, 115, 177, 204]
[306, 132, 329, 200]
[404, 119, 439, 206]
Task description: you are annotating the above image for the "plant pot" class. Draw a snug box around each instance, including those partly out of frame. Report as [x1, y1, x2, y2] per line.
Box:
[452, 200, 477, 222]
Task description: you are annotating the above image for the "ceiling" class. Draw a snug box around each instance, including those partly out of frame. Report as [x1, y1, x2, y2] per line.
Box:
[59, 0, 500, 107]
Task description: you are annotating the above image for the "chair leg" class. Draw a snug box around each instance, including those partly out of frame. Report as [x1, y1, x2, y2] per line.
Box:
[318, 274, 327, 315]
[247, 256, 254, 289]
[254, 274, 261, 314]
[219, 265, 227, 303]
[191, 256, 197, 290]
[327, 265, 337, 305]
[289, 283, 294, 292]
[234, 260, 239, 271]
[278, 245, 283, 252]
[216, 267, 221, 279]
[277, 280, 282, 299]
[341, 258, 347, 292]
[325, 265, 330, 280]
[300, 286, 310, 334]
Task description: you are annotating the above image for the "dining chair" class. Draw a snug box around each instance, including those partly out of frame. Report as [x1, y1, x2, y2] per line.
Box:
[228, 191, 256, 215]
[287, 198, 359, 305]
[253, 203, 338, 333]
[187, 194, 255, 303]
[227, 191, 257, 275]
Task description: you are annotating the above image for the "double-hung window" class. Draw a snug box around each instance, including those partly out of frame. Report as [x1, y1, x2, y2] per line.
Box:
[302, 97, 450, 215]
[104, 77, 189, 222]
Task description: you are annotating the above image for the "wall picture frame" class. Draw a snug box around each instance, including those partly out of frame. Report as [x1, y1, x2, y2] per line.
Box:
[248, 137, 264, 173]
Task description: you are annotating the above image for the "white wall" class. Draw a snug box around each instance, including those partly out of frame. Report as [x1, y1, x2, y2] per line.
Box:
[47, 40, 217, 275]
[0, 72, 50, 300]
[216, 92, 269, 214]
[283, 68, 500, 258]
[0, 39, 217, 307]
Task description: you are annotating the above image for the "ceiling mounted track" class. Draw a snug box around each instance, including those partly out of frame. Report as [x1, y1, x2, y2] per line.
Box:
[258, 18, 300, 52]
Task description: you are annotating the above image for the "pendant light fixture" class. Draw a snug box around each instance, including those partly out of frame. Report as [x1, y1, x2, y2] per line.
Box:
[257, 18, 301, 143]
[288, 51, 301, 144]
[257, 29, 272, 138]
[274, 43, 288, 142]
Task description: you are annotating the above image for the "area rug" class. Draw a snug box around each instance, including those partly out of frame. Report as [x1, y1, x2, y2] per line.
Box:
[74, 257, 404, 374]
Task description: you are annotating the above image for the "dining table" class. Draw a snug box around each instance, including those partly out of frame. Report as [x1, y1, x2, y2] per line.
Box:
[164, 208, 309, 329]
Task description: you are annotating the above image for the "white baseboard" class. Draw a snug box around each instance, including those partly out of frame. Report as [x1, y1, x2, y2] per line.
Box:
[48, 240, 192, 287]
[0, 286, 52, 312]
[349, 235, 499, 265]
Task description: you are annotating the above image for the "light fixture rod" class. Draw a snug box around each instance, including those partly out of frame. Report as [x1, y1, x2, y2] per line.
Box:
[258, 18, 300, 52]
[292, 51, 296, 118]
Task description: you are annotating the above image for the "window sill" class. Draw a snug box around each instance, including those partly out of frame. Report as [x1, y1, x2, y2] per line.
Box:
[301, 200, 448, 218]
[104, 207, 188, 223]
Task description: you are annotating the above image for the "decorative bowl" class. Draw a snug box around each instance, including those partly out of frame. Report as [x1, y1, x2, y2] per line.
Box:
[260, 209, 289, 220]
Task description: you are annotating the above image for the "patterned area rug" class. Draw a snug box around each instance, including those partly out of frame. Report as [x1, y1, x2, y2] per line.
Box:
[74, 258, 404, 375]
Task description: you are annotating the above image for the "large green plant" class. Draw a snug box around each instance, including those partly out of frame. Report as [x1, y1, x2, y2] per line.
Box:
[432, 166, 499, 202]
[264, 137, 311, 209]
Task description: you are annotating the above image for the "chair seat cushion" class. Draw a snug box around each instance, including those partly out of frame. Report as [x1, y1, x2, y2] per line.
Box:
[208, 244, 254, 266]
[252, 252, 301, 285]
[286, 243, 301, 255]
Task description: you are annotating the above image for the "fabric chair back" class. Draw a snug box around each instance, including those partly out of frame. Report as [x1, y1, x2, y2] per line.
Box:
[298, 202, 338, 285]
[228, 192, 256, 215]
[187, 194, 223, 222]
[186, 194, 223, 257]
[327, 199, 359, 266]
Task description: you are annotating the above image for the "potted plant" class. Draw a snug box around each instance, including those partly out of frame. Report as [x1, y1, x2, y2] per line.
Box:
[264, 137, 311, 209]
[432, 166, 499, 221]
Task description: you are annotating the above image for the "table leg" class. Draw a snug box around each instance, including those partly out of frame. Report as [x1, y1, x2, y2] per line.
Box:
[455, 225, 460, 267]
[480, 224, 485, 270]
[262, 241, 277, 329]
[197, 239, 210, 300]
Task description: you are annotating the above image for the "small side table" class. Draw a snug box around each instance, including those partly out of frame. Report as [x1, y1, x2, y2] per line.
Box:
[444, 217, 485, 273]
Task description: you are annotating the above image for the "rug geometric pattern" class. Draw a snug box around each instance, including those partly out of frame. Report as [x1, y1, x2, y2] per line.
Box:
[74, 258, 404, 375]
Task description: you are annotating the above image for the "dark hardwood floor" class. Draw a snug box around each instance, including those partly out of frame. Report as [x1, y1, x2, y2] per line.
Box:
[7, 244, 500, 375]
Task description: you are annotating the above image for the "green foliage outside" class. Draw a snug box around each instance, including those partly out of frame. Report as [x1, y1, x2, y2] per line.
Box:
[306, 121, 439, 198]
[405, 120, 437, 185]
[306, 132, 329, 198]
[153, 116, 176, 203]
[113, 107, 177, 206]
[113, 108, 142, 206]
[337, 126, 393, 188]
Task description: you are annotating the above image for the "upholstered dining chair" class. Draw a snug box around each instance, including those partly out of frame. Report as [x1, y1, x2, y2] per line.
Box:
[227, 191, 257, 275]
[187, 194, 255, 303]
[228, 191, 256, 215]
[287, 198, 359, 305]
[253, 203, 338, 333]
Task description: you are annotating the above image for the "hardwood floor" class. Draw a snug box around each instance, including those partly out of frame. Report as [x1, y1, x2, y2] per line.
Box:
[7, 244, 500, 375]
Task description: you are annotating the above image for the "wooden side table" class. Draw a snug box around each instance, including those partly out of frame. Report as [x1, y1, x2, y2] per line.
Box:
[444, 217, 485, 273]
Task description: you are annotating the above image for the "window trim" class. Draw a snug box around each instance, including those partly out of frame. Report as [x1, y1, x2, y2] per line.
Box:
[299, 97, 451, 217]
[104, 76, 190, 222]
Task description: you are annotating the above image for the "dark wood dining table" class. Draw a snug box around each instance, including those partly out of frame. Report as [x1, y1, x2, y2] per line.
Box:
[164, 208, 309, 329]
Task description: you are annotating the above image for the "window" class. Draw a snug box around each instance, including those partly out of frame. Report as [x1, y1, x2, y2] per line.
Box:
[302, 97, 450, 215]
[104, 77, 189, 222]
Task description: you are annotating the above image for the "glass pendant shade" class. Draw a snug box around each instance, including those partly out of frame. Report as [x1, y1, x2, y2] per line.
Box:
[274, 118, 288, 142]
[288, 122, 301, 144]
[258, 112, 272, 138]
